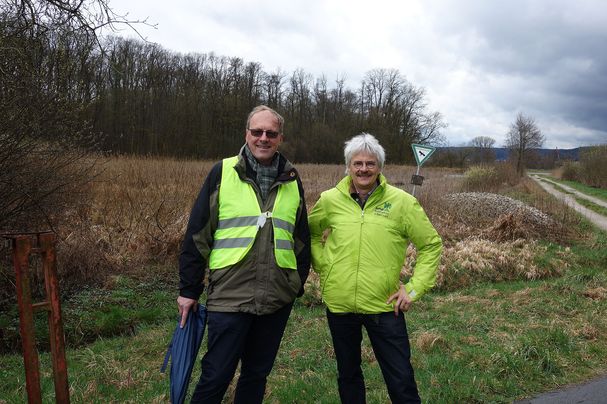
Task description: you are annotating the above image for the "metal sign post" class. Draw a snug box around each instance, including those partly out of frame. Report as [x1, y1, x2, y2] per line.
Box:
[410, 144, 436, 196]
[3, 231, 70, 404]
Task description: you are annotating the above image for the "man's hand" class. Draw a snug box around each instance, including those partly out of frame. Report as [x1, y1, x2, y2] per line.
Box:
[177, 296, 198, 328]
[387, 284, 412, 315]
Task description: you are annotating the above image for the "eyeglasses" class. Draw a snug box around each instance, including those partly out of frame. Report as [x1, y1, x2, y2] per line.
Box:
[248, 129, 280, 139]
[352, 161, 378, 169]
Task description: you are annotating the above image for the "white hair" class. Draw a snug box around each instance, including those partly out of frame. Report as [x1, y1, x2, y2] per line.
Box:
[344, 133, 386, 173]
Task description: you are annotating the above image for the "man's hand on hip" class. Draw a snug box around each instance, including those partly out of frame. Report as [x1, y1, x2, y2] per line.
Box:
[387, 284, 413, 315]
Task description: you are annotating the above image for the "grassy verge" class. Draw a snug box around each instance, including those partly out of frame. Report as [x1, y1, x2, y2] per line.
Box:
[536, 177, 607, 216]
[2, 230, 606, 403]
[574, 198, 607, 216]
[539, 178, 574, 195]
[543, 176, 607, 202]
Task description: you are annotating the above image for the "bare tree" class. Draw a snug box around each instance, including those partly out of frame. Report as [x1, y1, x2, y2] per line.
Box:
[505, 113, 545, 175]
[471, 136, 496, 149]
[263, 69, 286, 109]
[5, 0, 151, 44]
[470, 136, 496, 164]
[0, 0, 149, 229]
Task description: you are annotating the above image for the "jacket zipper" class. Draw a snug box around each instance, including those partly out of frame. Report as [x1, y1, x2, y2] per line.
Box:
[355, 208, 364, 312]
[336, 183, 381, 312]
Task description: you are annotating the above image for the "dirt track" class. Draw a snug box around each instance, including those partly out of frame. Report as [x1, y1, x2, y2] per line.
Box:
[529, 174, 607, 231]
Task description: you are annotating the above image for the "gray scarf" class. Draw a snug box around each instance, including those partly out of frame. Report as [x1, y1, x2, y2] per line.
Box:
[244, 145, 279, 203]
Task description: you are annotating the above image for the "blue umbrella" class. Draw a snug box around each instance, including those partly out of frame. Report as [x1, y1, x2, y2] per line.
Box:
[161, 305, 207, 404]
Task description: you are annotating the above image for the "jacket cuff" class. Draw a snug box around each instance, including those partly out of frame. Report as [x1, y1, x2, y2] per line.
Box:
[179, 287, 203, 301]
[404, 283, 419, 302]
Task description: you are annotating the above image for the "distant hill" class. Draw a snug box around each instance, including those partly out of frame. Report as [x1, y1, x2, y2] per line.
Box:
[496, 147, 580, 161]
[436, 147, 580, 161]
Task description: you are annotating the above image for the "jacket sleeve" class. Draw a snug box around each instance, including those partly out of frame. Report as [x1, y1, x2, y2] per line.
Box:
[178, 162, 222, 300]
[294, 177, 311, 297]
[403, 199, 443, 302]
[308, 194, 329, 274]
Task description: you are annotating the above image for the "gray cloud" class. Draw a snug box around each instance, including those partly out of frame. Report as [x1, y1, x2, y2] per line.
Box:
[424, 0, 607, 146]
[121, 0, 607, 149]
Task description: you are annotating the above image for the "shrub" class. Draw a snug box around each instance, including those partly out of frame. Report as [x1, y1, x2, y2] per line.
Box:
[461, 166, 500, 192]
[0, 155, 103, 313]
[403, 238, 571, 291]
[560, 161, 581, 182]
[495, 162, 520, 187]
[579, 145, 607, 188]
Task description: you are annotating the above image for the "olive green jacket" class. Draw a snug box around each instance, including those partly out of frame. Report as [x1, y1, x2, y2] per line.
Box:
[179, 151, 311, 315]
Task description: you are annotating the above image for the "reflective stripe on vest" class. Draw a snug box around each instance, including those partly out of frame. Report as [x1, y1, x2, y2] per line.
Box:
[208, 156, 299, 270]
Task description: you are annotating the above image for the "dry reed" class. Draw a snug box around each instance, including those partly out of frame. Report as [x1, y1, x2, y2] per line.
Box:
[5, 155, 579, 300]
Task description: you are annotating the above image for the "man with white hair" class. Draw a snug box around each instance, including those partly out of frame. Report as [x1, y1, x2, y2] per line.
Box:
[309, 133, 442, 403]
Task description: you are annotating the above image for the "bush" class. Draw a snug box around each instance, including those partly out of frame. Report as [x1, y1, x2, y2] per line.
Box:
[579, 145, 607, 188]
[461, 164, 520, 192]
[0, 275, 175, 353]
[461, 166, 500, 192]
[560, 161, 581, 182]
[402, 238, 571, 292]
[495, 162, 520, 186]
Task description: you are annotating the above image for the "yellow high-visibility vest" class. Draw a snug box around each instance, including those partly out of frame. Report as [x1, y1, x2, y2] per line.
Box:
[208, 156, 299, 270]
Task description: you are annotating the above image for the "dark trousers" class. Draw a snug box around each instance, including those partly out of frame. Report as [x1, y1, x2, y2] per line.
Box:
[190, 303, 293, 404]
[326, 310, 421, 404]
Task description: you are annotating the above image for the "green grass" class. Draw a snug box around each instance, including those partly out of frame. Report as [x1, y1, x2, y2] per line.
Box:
[0, 274, 176, 353]
[2, 233, 607, 403]
[537, 176, 607, 216]
[574, 197, 607, 216]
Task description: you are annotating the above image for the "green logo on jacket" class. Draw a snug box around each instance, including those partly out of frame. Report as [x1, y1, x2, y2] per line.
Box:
[374, 202, 392, 217]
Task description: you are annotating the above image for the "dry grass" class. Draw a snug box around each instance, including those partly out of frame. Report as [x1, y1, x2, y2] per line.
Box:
[436, 238, 569, 290]
[1, 155, 582, 305]
[1, 156, 214, 305]
[415, 331, 449, 352]
[402, 237, 570, 292]
[517, 177, 586, 238]
[86, 156, 213, 266]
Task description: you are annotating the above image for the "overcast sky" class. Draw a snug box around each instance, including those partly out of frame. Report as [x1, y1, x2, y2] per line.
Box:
[118, 0, 606, 149]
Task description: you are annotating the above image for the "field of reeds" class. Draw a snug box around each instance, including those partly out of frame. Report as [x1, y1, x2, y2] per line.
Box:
[1, 155, 606, 403]
[0, 158, 459, 294]
[0, 156, 584, 349]
[49, 157, 579, 293]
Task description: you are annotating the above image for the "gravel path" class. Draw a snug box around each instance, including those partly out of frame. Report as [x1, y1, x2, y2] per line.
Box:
[533, 175, 607, 209]
[529, 175, 607, 231]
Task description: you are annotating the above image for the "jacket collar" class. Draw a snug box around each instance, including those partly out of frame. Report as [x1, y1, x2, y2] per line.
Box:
[336, 173, 387, 198]
[234, 145, 299, 182]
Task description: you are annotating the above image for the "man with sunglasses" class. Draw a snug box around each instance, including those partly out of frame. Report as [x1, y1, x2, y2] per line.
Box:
[177, 105, 310, 403]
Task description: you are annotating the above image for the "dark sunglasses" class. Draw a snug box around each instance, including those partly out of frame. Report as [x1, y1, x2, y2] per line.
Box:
[248, 129, 280, 139]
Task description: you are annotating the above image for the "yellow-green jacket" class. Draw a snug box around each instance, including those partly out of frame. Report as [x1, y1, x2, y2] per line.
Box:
[309, 174, 442, 313]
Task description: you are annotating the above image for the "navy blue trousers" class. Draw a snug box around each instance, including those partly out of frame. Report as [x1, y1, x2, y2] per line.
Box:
[326, 310, 421, 404]
[190, 303, 293, 404]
